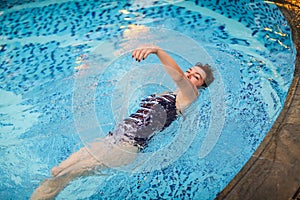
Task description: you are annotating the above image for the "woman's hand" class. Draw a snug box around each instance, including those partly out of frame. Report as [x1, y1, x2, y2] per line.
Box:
[132, 45, 161, 62]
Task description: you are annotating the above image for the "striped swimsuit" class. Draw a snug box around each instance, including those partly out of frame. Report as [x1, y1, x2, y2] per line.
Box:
[109, 92, 177, 148]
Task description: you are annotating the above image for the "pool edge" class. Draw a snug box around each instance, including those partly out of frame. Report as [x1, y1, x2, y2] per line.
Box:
[216, 1, 300, 200]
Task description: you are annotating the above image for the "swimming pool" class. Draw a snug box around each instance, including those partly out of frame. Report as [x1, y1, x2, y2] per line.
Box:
[0, 0, 296, 199]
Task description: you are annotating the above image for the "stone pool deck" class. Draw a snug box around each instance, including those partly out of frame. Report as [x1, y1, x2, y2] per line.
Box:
[216, 1, 300, 199]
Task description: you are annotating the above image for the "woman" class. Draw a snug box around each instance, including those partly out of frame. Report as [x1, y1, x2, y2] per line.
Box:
[31, 45, 214, 199]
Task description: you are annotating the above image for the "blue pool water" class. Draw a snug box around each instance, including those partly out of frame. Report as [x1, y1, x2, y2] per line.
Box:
[0, 0, 296, 199]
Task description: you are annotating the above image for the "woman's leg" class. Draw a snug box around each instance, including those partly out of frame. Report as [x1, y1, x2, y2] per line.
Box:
[51, 146, 92, 177]
[31, 161, 100, 200]
[31, 137, 139, 200]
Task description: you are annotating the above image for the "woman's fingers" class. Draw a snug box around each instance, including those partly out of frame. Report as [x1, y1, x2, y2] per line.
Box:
[132, 46, 157, 62]
[137, 49, 148, 61]
[132, 48, 147, 62]
[132, 48, 141, 61]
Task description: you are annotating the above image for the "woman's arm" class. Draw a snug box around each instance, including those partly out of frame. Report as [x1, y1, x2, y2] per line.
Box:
[132, 45, 184, 81]
[132, 45, 198, 104]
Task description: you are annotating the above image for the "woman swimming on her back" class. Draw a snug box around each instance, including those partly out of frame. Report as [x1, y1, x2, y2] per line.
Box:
[31, 45, 214, 199]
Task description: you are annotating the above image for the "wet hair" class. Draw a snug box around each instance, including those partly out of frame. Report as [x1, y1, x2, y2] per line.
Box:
[195, 62, 214, 88]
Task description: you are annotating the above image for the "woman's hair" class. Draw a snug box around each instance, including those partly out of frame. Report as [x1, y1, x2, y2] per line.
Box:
[195, 62, 214, 88]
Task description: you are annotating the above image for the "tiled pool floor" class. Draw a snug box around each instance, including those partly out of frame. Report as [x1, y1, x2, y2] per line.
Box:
[217, 0, 300, 199]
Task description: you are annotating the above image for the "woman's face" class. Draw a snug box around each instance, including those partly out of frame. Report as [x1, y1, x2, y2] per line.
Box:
[184, 66, 207, 88]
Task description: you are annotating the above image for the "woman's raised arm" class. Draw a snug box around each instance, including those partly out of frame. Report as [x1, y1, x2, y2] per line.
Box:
[132, 45, 198, 104]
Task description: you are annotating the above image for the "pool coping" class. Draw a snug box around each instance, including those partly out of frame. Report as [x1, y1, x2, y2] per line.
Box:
[216, 2, 300, 200]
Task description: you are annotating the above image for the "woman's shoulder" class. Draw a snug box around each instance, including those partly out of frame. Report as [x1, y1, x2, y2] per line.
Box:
[175, 90, 198, 112]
